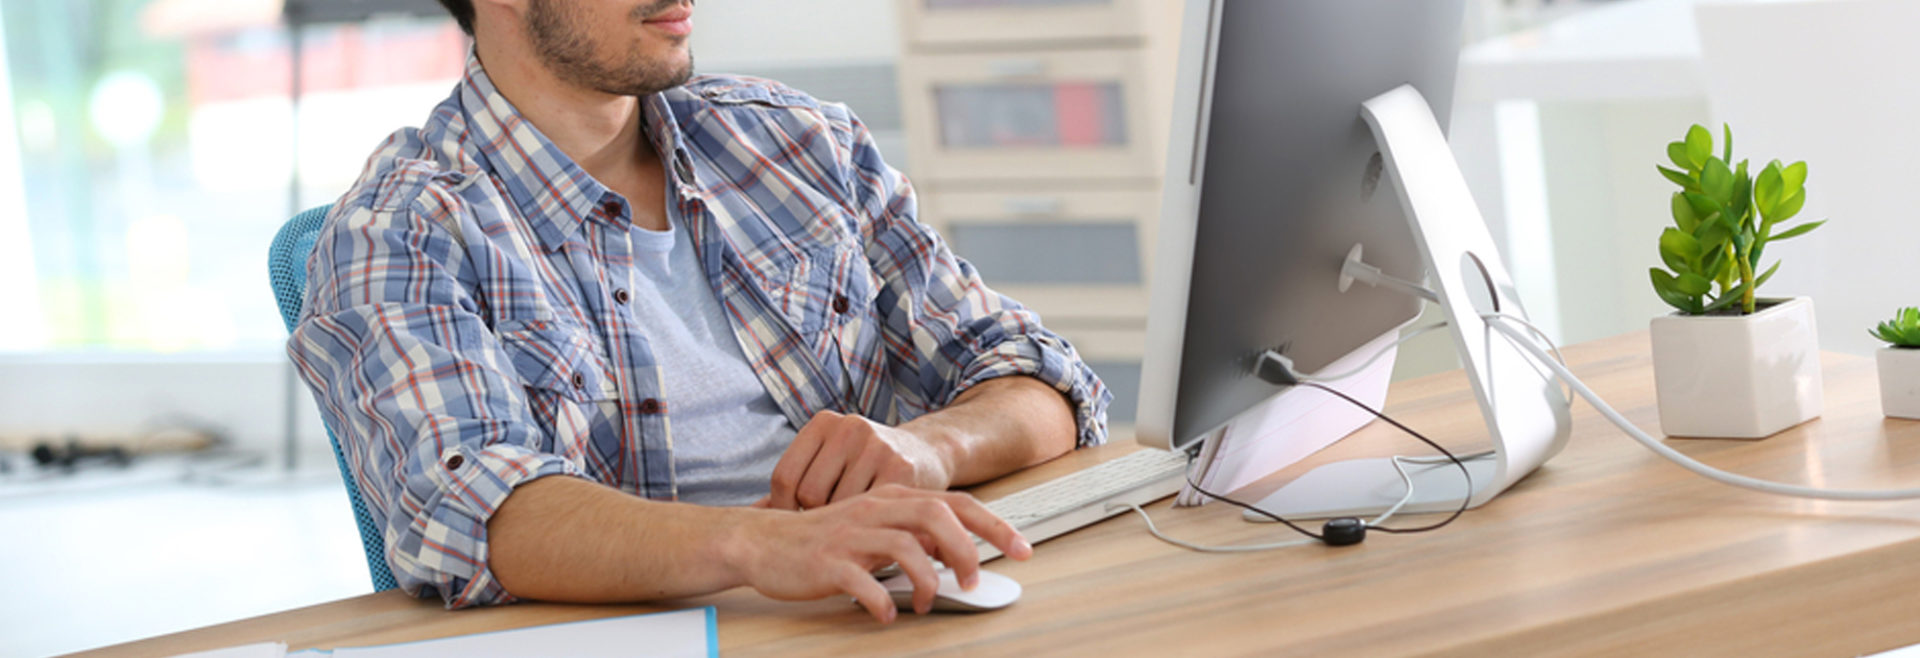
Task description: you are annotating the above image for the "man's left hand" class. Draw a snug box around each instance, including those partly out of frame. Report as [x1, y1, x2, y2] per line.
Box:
[760, 411, 955, 510]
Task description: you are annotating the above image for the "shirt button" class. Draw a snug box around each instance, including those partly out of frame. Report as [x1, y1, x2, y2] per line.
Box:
[571, 372, 587, 390]
[613, 288, 630, 305]
[444, 454, 465, 470]
[673, 153, 694, 182]
[602, 200, 623, 219]
[638, 398, 663, 414]
[832, 294, 851, 315]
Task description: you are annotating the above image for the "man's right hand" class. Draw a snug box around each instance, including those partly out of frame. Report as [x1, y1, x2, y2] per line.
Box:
[721, 484, 1032, 622]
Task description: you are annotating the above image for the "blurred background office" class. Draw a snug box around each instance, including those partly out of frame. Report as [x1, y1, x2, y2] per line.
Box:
[3, 0, 1913, 655]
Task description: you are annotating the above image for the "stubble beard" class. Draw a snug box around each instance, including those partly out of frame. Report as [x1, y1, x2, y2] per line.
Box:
[525, 0, 695, 97]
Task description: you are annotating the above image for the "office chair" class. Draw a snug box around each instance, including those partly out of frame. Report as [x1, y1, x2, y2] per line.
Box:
[269, 204, 399, 592]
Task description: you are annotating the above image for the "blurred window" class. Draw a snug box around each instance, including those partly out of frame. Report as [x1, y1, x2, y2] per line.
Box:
[0, 0, 463, 353]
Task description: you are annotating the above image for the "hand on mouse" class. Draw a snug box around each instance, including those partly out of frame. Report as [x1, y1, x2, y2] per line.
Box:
[721, 484, 1032, 623]
[761, 411, 953, 511]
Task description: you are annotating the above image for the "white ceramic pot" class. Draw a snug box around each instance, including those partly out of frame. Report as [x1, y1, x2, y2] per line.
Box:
[1878, 347, 1920, 420]
[1649, 296, 1824, 439]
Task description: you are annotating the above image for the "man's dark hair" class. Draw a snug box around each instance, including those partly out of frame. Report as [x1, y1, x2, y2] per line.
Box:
[436, 0, 475, 36]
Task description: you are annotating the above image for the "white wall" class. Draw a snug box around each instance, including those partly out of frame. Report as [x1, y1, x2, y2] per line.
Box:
[689, 0, 899, 70]
[0, 1, 46, 351]
[1473, 0, 1920, 359]
[1538, 99, 1711, 345]
[1696, 0, 1920, 357]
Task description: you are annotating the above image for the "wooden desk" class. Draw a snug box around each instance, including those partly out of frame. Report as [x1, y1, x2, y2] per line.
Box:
[78, 332, 1920, 657]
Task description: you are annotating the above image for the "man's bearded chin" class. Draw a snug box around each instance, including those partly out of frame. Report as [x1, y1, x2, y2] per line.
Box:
[525, 0, 697, 97]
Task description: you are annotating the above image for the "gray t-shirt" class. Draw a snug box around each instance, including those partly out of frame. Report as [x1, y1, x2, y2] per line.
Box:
[626, 218, 796, 506]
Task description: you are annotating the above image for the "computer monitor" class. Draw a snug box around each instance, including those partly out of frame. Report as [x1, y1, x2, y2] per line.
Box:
[1138, 0, 1573, 517]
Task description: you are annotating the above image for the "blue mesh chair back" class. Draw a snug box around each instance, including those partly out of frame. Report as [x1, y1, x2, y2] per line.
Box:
[269, 204, 399, 592]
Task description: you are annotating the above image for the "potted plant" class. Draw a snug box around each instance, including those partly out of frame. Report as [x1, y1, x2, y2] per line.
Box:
[1871, 308, 1920, 419]
[1646, 124, 1827, 439]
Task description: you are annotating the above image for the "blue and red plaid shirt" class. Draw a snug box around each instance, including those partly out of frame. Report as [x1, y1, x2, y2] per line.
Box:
[287, 55, 1110, 607]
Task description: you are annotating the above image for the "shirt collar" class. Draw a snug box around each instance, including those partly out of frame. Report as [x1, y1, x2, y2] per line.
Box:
[456, 53, 698, 250]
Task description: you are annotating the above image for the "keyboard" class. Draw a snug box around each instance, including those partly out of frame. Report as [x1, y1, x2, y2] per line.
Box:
[977, 448, 1191, 562]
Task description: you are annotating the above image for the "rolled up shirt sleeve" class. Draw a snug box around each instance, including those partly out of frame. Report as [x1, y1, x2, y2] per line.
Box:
[833, 107, 1112, 448]
[287, 196, 578, 608]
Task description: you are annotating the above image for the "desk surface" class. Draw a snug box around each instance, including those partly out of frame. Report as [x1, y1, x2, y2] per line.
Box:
[77, 332, 1920, 657]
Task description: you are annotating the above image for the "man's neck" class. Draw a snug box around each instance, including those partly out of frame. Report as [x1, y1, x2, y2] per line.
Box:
[474, 38, 659, 190]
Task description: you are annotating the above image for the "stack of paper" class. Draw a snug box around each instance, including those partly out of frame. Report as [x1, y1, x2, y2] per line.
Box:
[171, 607, 716, 658]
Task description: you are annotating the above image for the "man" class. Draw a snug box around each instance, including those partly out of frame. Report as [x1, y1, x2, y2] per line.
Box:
[287, 0, 1110, 623]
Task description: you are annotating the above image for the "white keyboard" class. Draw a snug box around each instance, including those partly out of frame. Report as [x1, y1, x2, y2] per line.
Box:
[977, 448, 1191, 562]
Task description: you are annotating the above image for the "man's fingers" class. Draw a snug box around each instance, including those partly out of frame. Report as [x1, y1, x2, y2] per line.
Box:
[836, 564, 896, 624]
[882, 498, 980, 591]
[767, 416, 831, 510]
[871, 529, 939, 615]
[795, 436, 854, 509]
[830, 448, 882, 504]
[943, 491, 1033, 561]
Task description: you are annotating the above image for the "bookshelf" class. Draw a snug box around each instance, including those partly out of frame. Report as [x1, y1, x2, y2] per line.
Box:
[895, 0, 1184, 429]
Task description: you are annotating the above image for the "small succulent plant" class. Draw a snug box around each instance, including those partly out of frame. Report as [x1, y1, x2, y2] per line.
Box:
[1871, 307, 1920, 348]
[1650, 124, 1826, 315]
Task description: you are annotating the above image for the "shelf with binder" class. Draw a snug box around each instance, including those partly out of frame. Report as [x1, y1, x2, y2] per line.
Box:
[899, 49, 1163, 182]
[922, 188, 1157, 323]
[900, 0, 1155, 50]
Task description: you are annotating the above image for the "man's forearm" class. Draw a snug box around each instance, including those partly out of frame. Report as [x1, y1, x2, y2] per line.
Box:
[906, 375, 1079, 487]
[487, 476, 757, 602]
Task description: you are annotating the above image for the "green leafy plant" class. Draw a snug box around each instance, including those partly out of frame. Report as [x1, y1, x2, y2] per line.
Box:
[1871, 307, 1920, 348]
[1650, 124, 1826, 315]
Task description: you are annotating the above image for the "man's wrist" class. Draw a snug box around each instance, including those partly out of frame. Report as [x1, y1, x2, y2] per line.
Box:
[904, 422, 965, 490]
[713, 507, 775, 588]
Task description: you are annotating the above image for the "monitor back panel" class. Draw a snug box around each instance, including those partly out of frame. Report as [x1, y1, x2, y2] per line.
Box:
[1162, 0, 1466, 447]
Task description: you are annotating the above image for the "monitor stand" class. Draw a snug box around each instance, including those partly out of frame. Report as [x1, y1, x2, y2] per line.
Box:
[1246, 84, 1572, 520]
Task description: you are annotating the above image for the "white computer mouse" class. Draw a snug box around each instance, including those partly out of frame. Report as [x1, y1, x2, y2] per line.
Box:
[879, 567, 1022, 613]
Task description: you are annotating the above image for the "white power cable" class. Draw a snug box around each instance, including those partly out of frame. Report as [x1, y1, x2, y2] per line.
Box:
[1116, 319, 1505, 554]
[1113, 502, 1316, 553]
[1482, 313, 1573, 404]
[1485, 313, 1920, 501]
[1296, 322, 1451, 383]
[1113, 455, 1427, 553]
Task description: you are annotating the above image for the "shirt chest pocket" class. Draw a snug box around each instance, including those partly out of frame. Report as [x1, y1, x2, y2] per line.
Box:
[495, 319, 621, 403]
[780, 241, 879, 335]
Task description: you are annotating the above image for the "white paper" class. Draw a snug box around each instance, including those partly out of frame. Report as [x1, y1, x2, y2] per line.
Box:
[169, 642, 287, 658]
[329, 607, 714, 658]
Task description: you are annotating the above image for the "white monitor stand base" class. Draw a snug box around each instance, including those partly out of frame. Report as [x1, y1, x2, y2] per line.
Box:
[1246, 454, 1497, 521]
[1244, 84, 1572, 521]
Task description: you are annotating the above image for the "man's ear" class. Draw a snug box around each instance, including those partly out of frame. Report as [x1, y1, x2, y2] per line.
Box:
[472, 0, 531, 27]
[468, 0, 532, 45]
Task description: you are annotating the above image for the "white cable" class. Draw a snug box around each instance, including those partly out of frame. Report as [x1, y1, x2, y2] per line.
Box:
[1113, 502, 1318, 553]
[1484, 313, 1920, 501]
[1112, 455, 1428, 553]
[1343, 258, 1441, 303]
[1117, 315, 1500, 553]
[1297, 322, 1451, 383]
[1482, 312, 1573, 403]
[1369, 456, 1420, 524]
[1397, 451, 1495, 466]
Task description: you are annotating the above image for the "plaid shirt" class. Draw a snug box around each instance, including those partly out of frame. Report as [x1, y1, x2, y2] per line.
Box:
[287, 55, 1110, 608]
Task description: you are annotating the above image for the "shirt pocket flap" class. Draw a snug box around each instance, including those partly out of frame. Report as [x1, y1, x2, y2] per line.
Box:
[495, 320, 618, 403]
[783, 242, 877, 334]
